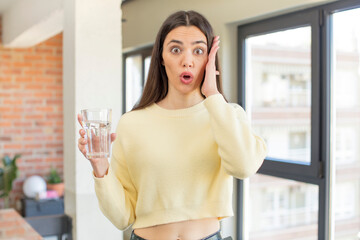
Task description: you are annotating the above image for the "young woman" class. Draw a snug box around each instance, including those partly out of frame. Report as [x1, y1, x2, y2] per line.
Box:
[78, 10, 267, 240]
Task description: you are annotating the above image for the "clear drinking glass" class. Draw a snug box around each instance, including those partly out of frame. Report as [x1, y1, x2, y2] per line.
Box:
[81, 108, 112, 159]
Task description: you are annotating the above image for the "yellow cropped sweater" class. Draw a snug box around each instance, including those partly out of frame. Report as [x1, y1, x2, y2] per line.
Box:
[93, 94, 267, 230]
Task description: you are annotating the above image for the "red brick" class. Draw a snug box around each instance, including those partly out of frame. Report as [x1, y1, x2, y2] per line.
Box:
[0, 30, 64, 207]
[36, 106, 54, 112]
[0, 92, 11, 97]
[46, 157, 63, 162]
[1, 83, 21, 90]
[3, 129, 21, 135]
[14, 48, 32, 53]
[46, 99, 62, 105]
[35, 77, 53, 83]
[35, 48, 53, 54]
[0, 107, 12, 112]
[25, 114, 43, 120]
[1, 54, 11, 60]
[35, 121, 52, 127]
[45, 69, 62, 75]
[34, 63, 53, 68]
[25, 158, 43, 163]
[0, 122, 11, 127]
[2, 114, 22, 120]
[24, 83, 43, 90]
[45, 41, 62, 47]
[34, 92, 52, 98]
[0, 220, 17, 228]
[13, 62, 32, 68]
[13, 121, 32, 127]
[0, 77, 12, 83]
[0, 137, 12, 141]
[5, 227, 25, 237]
[46, 113, 63, 119]
[1, 210, 19, 219]
[46, 56, 62, 62]
[4, 144, 22, 149]
[15, 77, 32, 83]
[2, 69, 21, 75]
[3, 99, 22, 105]
[24, 129, 42, 134]
[25, 99, 43, 104]
[24, 70, 43, 75]
[24, 55, 42, 61]
[46, 84, 62, 90]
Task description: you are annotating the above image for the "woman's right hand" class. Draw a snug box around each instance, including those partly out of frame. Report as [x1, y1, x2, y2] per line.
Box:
[77, 114, 116, 177]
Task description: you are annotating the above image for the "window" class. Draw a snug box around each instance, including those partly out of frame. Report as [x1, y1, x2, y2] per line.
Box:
[332, 7, 360, 240]
[249, 176, 318, 239]
[237, 0, 360, 239]
[123, 46, 152, 112]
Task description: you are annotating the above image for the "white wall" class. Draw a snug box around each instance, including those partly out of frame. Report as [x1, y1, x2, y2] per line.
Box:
[2, 0, 63, 48]
[63, 0, 123, 239]
[121, 0, 336, 238]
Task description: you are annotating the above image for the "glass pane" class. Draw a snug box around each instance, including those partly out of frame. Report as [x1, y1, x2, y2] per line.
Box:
[144, 56, 151, 84]
[246, 27, 312, 163]
[125, 55, 143, 112]
[248, 175, 318, 239]
[332, 8, 360, 240]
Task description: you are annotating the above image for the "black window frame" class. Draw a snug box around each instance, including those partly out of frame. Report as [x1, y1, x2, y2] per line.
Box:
[236, 0, 360, 239]
[122, 46, 153, 113]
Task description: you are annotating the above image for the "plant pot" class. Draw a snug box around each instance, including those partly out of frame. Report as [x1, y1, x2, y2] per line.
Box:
[47, 183, 64, 197]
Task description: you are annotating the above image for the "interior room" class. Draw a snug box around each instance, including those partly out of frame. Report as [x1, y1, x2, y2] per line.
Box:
[0, 0, 359, 239]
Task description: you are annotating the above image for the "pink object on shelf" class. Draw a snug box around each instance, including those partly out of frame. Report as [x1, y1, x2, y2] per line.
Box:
[37, 190, 59, 200]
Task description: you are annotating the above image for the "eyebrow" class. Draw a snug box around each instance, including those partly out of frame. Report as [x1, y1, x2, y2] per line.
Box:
[167, 39, 207, 46]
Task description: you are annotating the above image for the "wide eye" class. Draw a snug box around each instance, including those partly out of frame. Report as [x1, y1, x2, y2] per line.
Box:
[194, 48, 204, 55]
[171, 47, 181, 54]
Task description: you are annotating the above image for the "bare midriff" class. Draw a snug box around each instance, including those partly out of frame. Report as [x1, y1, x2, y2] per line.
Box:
[133, 217, 220, 240]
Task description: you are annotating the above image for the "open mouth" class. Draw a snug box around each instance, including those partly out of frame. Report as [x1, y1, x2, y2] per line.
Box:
[180, 72, 194, 84]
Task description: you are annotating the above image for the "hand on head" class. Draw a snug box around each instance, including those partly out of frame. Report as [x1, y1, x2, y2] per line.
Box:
[201, 35, 220, 97]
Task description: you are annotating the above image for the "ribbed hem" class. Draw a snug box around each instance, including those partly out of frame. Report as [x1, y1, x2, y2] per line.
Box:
[132, 201, 233, 229]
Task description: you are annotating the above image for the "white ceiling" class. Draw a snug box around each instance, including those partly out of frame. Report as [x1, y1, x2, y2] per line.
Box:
[0, 0, 15, 14]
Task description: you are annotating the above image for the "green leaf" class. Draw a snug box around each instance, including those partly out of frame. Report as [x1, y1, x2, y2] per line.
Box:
[3, 155, 11, 166]
[0, 154, 21, 199]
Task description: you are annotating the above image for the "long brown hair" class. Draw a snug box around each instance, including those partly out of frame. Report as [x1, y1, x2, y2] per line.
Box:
[132, 10, 225, 111]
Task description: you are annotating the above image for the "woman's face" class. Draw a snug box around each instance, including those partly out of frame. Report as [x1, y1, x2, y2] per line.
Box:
[162, 26, 208, 97]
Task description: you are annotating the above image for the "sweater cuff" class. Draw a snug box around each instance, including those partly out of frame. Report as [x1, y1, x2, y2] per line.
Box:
[203, 93, 227, 111]
[93, 167, 112, 186]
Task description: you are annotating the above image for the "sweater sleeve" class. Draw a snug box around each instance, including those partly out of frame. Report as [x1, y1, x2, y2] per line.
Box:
[93, 120, 137, 230]
[203, 93, 268, 179]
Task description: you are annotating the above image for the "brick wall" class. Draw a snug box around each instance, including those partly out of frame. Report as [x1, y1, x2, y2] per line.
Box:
[0, 208, 42, 239]
[0, 17, 63, 208]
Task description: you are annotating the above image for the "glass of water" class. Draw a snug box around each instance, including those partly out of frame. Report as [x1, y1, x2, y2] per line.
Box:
[81, 108, 112, 159]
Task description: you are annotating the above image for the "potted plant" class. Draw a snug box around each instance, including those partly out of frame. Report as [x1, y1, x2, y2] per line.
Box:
[46, 167, 64, 197]
[0, 154, 20, 208]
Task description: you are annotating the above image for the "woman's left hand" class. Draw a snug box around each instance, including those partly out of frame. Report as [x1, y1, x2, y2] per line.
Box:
[201, 35, 220, 98]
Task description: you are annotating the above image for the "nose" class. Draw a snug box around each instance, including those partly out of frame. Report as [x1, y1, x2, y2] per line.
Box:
[181, 51, 193, 68]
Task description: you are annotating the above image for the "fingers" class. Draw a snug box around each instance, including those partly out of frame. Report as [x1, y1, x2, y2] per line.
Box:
[111, 133, 116, 143]
[77, 114, 83, 127]
[209, 36, 220, 60]
[78, 136, 87, 156]
[206, 36, 220, 70]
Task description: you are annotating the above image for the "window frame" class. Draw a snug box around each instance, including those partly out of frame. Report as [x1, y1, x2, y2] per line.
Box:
[236, 0, 360, 239]
[122, 46, 153, 113]
[238, 9, 321, 181]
